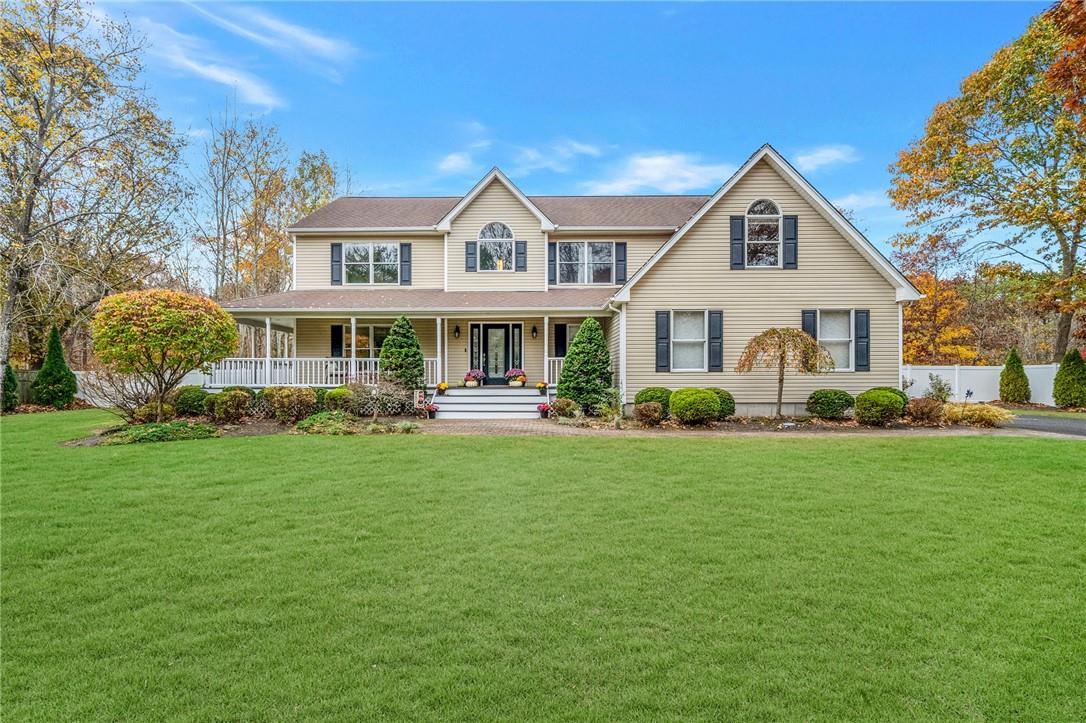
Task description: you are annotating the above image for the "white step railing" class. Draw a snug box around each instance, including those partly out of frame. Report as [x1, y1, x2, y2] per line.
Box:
[424, 358, 439, 387]
[206, 357, 439, 388]
[547, 356, 564, 385]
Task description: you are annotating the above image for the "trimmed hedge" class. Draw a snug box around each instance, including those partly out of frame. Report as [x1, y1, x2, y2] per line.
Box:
[323, 386, 354, 412]
[705, 388, 735, 419]
[173, 385, 209, 416]
[669, 388, 721, 425]
[634, 387, 673, 416]
[867, 386, 908, 408]
[806, 389, 854, 420]
[855, 388, 905, 426]
[262, 386, 317, 424]
[212, 389, 251, 423]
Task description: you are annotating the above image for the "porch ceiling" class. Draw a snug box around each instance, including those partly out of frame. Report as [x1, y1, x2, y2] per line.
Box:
[219, 288, 616, 314]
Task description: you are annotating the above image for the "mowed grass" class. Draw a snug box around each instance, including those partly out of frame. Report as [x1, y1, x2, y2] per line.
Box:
[2, 411, 1084, 721]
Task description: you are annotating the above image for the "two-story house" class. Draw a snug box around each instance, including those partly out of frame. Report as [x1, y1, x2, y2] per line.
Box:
[214, 144, 920, 416]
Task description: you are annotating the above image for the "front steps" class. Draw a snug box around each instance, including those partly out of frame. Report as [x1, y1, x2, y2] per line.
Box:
[432, 386, 548, 420]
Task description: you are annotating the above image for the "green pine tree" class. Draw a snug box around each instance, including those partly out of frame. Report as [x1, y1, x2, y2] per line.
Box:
[556, 317, 612, 412]
[998, 347, 1031, 403]
[31, 326, 77, 408]
[1053, 348, 1086, 408]
[2, 363, 18, 413]
[379, 316, 425, 390]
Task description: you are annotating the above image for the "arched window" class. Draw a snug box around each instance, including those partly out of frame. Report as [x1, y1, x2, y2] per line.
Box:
[478, 222, 514, 271]
[746, 199, 781, 267]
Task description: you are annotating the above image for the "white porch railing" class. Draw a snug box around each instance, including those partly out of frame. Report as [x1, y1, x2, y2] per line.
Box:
[547, 356, 564, 385]
[206, 357, 439, 388]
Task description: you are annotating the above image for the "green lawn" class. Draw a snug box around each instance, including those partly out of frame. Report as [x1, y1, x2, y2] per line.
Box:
[2, 410, 1083, 720]
[1012, 408, 1086, 420]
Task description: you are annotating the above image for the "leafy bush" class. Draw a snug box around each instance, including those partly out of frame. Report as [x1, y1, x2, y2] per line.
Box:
[379, 316, 425, 389]
[906, 397, 944, 426]
[1053, 348, 1086, 408]
[314, 387, 328, 412]
[593, 387, 624, 426]
[212, 389, 251, 423]
[634, 387, 673, 416]
[221, 385, 256, 399]
[923, 374, 953, 403]
[634, 401, 663, 426]
[943, 403, 1014, 427]
[295, 410, 364, 435]
[806, 389, 854, 420]
[103, 420, 219, 445]
[31, 326, 77, 408]
[556, 318, 612, 412]
[202, 393, 219, 416]
[999, 347, 1031, 403]
[349, 379, 414, 419]
[855, 389, 906, 426]
[173, 385, 209, 416]
[262, 386, 317, 424]
[669, 388, 721, 425]
[706, 388, 736, 419]
[134, 402, 175, 423]
[323, 386, 355, 412]
[868, 386, 909, 408]
[2, 363, 18, 413]
[394, 421, 420, 434]
[550, 397, 579, 418]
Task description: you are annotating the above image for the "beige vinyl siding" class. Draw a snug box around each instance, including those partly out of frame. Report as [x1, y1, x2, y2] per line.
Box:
[295, 317, 438, 359]
[294, 235, 444, 290]
[447, 181, 546, 291]
[625, 159, 899, 403]
[546, 234, 668, 289]
[606, 313, 621, 394]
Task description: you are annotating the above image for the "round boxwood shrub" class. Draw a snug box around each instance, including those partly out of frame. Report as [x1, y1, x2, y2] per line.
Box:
[212, 389, 251, 423]
[202, 393, 219, 416]
[867, 386, 908, 408]
[669, 388, 721, 425]
[134, 402, 175, 423]
[855, 388, 905, 426]
[806, 389, 855, 420]
[221, 385, 256, 399]
[173, 385, 209, 416]
[323, 386, 354, 412]
[262, 386, 317, 424]
[634, 387, 673, 416]
[704, 388, 735, 419]
[633, 401, 663, 427]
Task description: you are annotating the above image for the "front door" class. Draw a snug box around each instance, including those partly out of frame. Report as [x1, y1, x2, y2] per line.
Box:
[481, 323, 510, 385]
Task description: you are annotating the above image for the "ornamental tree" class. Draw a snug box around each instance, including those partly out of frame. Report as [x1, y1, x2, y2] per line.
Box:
[31, 326, 77, 408]
[735, 327, 833, 418]
[1053, 348, 1086, 408]
[556, 317, 612, 413]
[378, 316, 425, 390]
[999, 347, 1031, 403]
[92, 290, 238, 421]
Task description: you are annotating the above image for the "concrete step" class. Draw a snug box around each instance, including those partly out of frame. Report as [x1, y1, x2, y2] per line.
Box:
[441, 387, 545, 397]
[434, 410, 544, 420]
[432, 402, 544, 413]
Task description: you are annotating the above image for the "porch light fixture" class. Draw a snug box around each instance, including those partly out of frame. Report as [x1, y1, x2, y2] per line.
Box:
[453, 325, 460, 339]
[531, 326, 538, 339]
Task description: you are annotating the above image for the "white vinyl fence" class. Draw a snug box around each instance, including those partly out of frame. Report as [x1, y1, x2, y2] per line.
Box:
[903, 364, 1059, 406]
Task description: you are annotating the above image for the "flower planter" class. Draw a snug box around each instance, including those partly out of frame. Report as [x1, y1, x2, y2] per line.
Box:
[465, 381, 479, 388]
[537, 388, 547, 396]
[427, 410, 436, 419]
[539, 410, 548, 419]
[508, 380, 524, 388]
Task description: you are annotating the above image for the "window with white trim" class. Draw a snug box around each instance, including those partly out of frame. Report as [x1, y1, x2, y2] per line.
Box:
[344, 242, 399, 284]
[558, 241, 614, 284]
[478, 222, 514, 272]
[746, 199, 781, 267]
[818, 310, 853, 371]
[339, 324, 390, 358]
[671, 310, 707, 371]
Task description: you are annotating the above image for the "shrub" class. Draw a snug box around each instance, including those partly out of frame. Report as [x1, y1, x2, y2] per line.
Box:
[379, 316, 425, 389]
[394, 421, 420, 434]
[212, 389, 251, 423]
[323, 386, 355, 412]
[221, 385, 256, 399]
[944, 403, 1014, 427]
[634, 401, 663, 427]
[349, 379, 415, 419]
[906, 397, 944, 426]
[556, 318, 612, 413]
[134, 402, 175, 423]
[923, 374, 952, 403]
[593, 387, 624, 427]
[855, 389, 905, 426]
[173, 385, 209, 416]
[202, 393, 219, 416]
[2, 363, 18, 413]
[634, 387, 673, 416]
[102, 420, 219, 445]
[669, 388, 721, 425]
[706, 388, 736, 419]
[1053, 348, 1086, 408]
[550, 397, 579, 418]
[868, 386, 909, 408]
[295, 410, 364, 435]
[999, 347, 1031, 403]
[31, 326, 77, 408]
[262, 386, 317, 424]
[806, 389, 854, 420]
[314, 387, 328, 412]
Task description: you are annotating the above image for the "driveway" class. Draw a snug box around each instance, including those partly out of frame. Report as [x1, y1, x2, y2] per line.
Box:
[1006, 413, 1086, 437]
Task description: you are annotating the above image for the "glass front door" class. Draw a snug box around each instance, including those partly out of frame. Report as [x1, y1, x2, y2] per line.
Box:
[482, 324, 509, 385]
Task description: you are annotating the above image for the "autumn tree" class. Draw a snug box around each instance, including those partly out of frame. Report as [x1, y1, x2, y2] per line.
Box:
[889, 11, 1086, 360]
[1046, 0, 1086, 126]
[734, 327, 833, 418]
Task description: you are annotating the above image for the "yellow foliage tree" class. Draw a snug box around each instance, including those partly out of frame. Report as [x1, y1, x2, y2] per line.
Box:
[902, 273, 977, 365]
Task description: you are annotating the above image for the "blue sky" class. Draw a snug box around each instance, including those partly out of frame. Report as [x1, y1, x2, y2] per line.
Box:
[102, 1, 1047, 251]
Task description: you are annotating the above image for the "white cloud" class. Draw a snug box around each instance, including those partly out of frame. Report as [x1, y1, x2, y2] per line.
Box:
[831, 190, 888, 212]
[437, 152, 473, 174]
[795, 144, 860, 173]
[584, 153, 735, 194]
[515, 138, 602, 174]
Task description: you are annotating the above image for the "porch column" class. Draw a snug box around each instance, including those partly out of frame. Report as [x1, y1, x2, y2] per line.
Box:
[350, 317, 357, 380]
[264, 317, 272, 386]
[543, 315, 549, 384]
[436, 317, 443, 384]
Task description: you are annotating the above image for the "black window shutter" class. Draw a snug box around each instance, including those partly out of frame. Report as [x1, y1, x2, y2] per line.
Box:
[783, 215, 798, 269]
[554, 324, 567, 357]
[855, 310, 870, 371]
[802, 309, 818, 339]
[399, 243, 412, 285]
[548, 242, 557, 284]
[614, 242, 627, 284]
[730, 216, 745, 269]
[515, 240, 527, 272]
[655, 311, 670, 372]
[708, 310, 723, 372]
[465, 241, 477, 272]
[330, 243, 343, 285]
[330, 324, 343, 357]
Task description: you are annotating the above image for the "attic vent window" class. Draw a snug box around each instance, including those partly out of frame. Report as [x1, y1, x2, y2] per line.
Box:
[746, 199, 781, 268]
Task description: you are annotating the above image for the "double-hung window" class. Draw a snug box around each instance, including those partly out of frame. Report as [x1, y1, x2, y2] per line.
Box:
[478, 222, 514, 272]
[671, 310, 708, 371]
[339, 324, 391, 358]
[819, 310, 853, 371]
[558, 241, 614, 284]
[745, 199, 781, 267]
[344, 242, 399, 284]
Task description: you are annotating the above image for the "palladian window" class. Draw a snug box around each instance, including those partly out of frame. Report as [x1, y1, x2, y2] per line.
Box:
[478, 222, 514, 272]
[745, 199, 781, 267]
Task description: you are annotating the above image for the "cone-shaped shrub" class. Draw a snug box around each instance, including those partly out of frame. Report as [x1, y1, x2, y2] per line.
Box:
[2, 363, 18, 413]
[998, 347, 1030, 403]
[31, 326, 77, 408]
[1053, 348, 1086, 408]
[379, 316, 425, 390]
[556, 318, 612, 412]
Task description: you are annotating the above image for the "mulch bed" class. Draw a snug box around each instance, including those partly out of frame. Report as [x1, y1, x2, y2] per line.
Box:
[11, 399, 95, 415]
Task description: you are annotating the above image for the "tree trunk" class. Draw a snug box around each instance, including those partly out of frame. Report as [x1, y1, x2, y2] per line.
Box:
[776, 350, 785, 418]
[0, 265, 20, 369]
[1053, 310, 1073, 362]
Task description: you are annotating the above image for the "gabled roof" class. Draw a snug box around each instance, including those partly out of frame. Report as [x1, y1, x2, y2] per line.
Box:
[435, 167, 555, 232]
[613, 144, 922, 302]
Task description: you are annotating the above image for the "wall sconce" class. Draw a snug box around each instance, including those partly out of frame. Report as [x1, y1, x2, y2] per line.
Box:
[453, 325, 461, 339]
[531, 326, 538, 339]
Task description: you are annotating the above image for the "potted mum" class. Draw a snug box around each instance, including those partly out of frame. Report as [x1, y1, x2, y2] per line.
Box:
[535, 381, 547, 396]
[505, 368, 527, 387]
[537, 402, 550, 418]
[464, 369, 485, 387]
[420, 402, 439, 419]
[436, 382, 449, 395]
